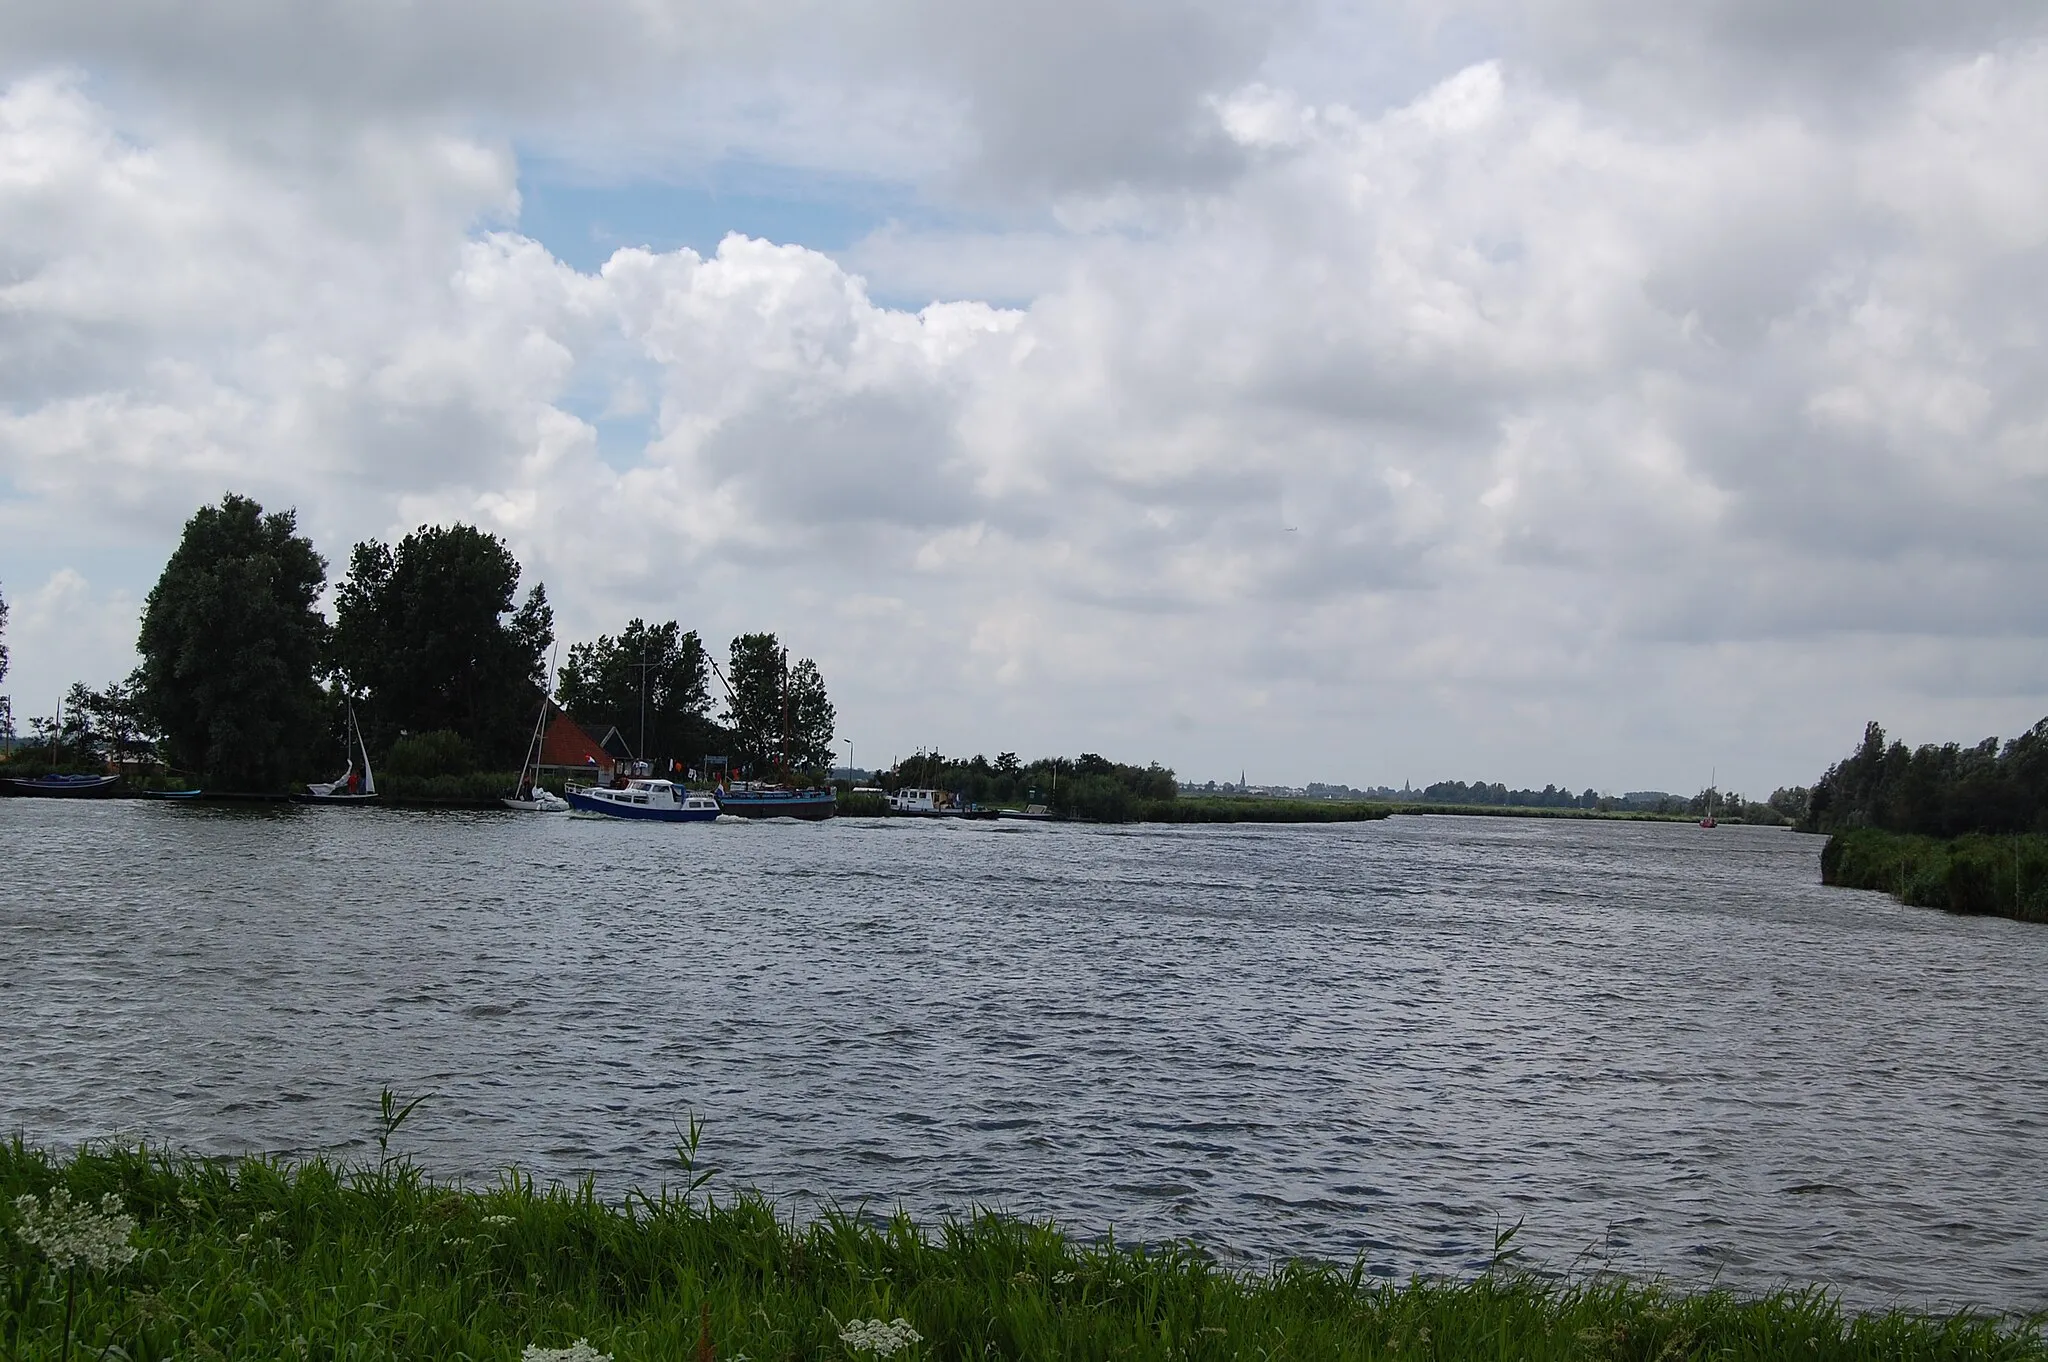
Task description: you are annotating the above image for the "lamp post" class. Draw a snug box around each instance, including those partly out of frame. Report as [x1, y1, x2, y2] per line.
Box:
[843, 738, 854, 783]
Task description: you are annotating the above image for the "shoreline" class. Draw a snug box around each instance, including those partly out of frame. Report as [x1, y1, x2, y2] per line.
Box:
[4, 1141, 2040, 1361]
[2, 787, 1794, 826]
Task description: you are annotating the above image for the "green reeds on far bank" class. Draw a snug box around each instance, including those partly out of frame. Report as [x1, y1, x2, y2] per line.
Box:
[4, 1138, 2043, 1362]
[1822, 827, 2048, 924]
[1138, 798, 1393, 824]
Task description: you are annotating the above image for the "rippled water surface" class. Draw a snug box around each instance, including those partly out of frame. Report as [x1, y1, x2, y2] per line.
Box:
[4, 802, 2044, 1310]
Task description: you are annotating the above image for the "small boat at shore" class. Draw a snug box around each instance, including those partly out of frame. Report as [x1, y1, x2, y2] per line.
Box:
[2, 773, 122, 798]
[301, 701, 377, 805]
[887, 786, 996, 819]
[566, 778, 721, 822]
[716, 783, 837, 820]
[502, 660, 570, 812]
[140, 787, 204, 801]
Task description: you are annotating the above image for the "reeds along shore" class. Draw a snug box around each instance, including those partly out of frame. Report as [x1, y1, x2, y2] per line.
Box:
[4, 1141, 2043, 1362]
[1823, 828, 2048, 924]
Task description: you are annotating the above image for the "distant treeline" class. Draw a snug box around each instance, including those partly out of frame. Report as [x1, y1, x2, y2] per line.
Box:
[1808, 718, 2048, 836]
[1271, 778, 1806, 824]
[884, 750, 1176, 821]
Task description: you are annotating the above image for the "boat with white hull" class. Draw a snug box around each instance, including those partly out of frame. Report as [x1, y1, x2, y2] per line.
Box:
[565, 779, 720, 822]
[301, 702, 377, 805]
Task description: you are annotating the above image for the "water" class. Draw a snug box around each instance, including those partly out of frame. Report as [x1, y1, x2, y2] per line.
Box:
[3, 802, 2044, 1312]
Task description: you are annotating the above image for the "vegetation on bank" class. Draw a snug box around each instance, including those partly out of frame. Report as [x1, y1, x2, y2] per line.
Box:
[5, 1139, 2042, 1362]
[1140, 798, 1390, 824]
[1821, 827, 2048, 923]
[0, 493, 840, 793]
[1808, 718, 2048, 837]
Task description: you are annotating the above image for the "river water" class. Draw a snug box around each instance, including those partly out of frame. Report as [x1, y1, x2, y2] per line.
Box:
[3, 802, 2043, 1311]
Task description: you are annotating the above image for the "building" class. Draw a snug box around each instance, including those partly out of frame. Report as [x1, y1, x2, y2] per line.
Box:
[534, 707, 632, 789]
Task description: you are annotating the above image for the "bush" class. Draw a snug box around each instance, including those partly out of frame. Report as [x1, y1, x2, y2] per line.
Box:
[381, 730, 474, 780]
[1822, 827, 2048, 924]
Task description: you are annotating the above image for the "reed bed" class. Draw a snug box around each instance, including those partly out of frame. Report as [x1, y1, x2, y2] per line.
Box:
[4, 1137, 2041, 1362]
[1822, 828, 2048, 923]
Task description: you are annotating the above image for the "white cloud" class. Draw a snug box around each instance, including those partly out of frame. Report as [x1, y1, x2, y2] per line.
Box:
[2, 7, 2047, 790]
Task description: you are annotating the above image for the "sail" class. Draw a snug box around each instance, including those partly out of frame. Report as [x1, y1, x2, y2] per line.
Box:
[354, 704, 376, 796]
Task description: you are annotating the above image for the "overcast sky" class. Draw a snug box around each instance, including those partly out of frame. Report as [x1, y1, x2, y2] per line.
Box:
[3, 1, 2045, 793]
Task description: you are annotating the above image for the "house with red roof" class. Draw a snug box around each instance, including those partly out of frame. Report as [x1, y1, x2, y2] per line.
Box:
[535, 707, 632, 788]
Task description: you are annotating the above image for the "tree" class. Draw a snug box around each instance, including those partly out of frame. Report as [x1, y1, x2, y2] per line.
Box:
[556, 619, 720, 767]
[331, 524, 552, 767]
[56, 677, 159, 768]
[135, 494, 329, 789]
[722, 633, 835, 774]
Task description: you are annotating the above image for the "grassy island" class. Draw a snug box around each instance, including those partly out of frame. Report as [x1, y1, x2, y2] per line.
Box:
[5, 1140, 2042, 1362]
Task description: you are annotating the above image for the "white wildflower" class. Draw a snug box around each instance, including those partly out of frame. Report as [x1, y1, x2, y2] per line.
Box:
[482, 1214, 515, 1227]
[522, 1341, 612, 1362]
[11, 1190, 138, 1274]
[839, 1317, 922, 1356]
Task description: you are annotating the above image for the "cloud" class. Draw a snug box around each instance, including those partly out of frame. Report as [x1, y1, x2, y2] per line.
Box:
[2, 6, 2047, 789]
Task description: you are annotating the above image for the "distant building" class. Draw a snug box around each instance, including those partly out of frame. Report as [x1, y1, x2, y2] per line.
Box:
[535, 708, 631, 788]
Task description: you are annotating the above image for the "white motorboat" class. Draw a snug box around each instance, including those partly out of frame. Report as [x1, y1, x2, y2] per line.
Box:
[565, 779, 722, 822]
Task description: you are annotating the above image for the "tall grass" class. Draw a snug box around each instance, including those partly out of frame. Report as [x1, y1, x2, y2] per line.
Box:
[3, 1137, 2042, 1361]
[1822, 828, 2048, 923]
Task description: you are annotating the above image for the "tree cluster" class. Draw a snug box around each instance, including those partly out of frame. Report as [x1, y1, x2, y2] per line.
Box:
[1807, 718, 2048, 836]
[83, 493, 837, 790]
[331, 525, 553, 769]
[877, 750, 1176, 820]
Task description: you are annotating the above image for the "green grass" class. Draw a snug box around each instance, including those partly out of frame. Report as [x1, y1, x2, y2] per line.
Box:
[4, 1138, 2043, 1361]
[1821, 828, 2048, 923]
[1138, 798, 1393, 824]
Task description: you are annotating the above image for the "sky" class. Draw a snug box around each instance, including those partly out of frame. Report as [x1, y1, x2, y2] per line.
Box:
[2, 0, 2046, 795]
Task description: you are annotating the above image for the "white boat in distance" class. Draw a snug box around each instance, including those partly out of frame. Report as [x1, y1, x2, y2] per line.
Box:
[303, 701, 377, 804]
[565, 778, 721, 822]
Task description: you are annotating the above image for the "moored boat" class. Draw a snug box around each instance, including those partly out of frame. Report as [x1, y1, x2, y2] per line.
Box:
[503, 659, 571, 812]
[140, 787, 204, 800]
[887, 786, 996, 819]
[301, 701, 378, 805]
[565, 778, 720, 822]
[715, 783, 837, 820]
[2, 773, 122, 798]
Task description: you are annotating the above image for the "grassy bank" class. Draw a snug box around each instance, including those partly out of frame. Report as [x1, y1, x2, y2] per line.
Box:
[4, 1140, 2042, 1362]
[1822, 827, 2048, 923]
[1139, 798, 1392, 824]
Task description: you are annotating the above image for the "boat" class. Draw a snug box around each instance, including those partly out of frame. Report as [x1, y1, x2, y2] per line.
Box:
[503, 786, 570, 813]
[139, 787, 203, 800]
[886, 786, 996, 819]
[302, 701, 378, 804]
[715, 783, 837, 820]
[503, 672, 570, 812]
[997, 804, 1053, 821]
[1701, 768, 1717, 828]
[2, 772, 122, 798]
[565, 778, 721, 822]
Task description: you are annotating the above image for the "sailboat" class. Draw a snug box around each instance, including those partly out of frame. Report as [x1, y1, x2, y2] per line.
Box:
[302, 700, 378, 804]
[1700, 767, 1717, 829]
[503, 678, 570, 813]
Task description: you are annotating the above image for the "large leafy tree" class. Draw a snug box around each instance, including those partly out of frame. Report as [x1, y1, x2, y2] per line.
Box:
[331, 524, 552, 768]
[135, 494, 329, 790]
[556, 619, 720, 767]
[724, 633, 835, 774]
